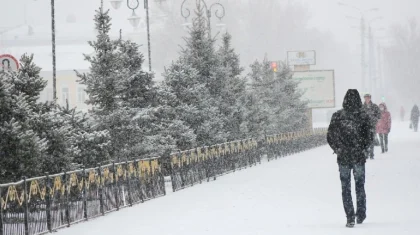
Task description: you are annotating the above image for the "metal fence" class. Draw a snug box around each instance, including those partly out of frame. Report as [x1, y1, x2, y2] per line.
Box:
[0, 158, 165, 235]
[265, 129, 327, 161]
[169, 128, 328, 192]
[0, 128, 327, 235]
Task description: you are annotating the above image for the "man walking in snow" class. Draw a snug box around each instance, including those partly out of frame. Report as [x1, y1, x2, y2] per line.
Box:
[327, 89, 374, 228]
[362, 94, 381, 159]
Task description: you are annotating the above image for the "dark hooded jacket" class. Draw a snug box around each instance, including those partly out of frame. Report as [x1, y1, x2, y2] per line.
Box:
[327, 89, 374, 165]
[363, 100, 381, 127]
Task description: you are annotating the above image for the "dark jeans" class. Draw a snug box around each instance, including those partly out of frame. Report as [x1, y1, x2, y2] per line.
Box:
[366, 130, 375, 159]
[379, 133, 388, 152]
[339, 163, 366, 220]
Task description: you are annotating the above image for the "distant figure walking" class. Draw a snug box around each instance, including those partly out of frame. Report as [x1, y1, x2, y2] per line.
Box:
[362, 94, 381, 159]
[411, 105, 420, 132]
[327, 89, 374, 228]
[400, 106, 405, 122]
[376, 103, 392, 153]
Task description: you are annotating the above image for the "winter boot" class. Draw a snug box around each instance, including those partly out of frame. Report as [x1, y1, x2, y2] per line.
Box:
[346, 217, 355, 228]
[356, 215, 366, 224]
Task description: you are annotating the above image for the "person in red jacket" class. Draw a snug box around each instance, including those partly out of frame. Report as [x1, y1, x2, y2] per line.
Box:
[376, 103, 392, 153]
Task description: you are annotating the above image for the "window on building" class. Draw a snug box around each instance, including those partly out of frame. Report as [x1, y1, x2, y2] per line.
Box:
[78, 87, 86, 104]
[62, 87, 69, 107]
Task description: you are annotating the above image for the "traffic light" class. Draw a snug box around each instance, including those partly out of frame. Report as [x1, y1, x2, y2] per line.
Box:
[271, 61, 278, 72]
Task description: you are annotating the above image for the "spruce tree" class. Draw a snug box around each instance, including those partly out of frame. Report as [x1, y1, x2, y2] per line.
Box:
[181, 1, 217, 86]
[0, 51, 113, 182]
[273, 63, 308, 132]
[117, 40, 155, 108]
[0, 70, 47, 182]
[13, 54, 48, 105]
[246, 58, 308, 135]
[243, 61, 272, 138]
[17, 55, 77, 174]
[216, 32, 246, 140]
[77, 6, 120, 114]
[162, 2, 229, 147]
[162, 58, 227, 147]
[218, 32, 243, 78]
[78, 6, 174, 161]
[77, 7, 131, 160]
[58, 106, 110, 167]
[30, 107, 76, 174]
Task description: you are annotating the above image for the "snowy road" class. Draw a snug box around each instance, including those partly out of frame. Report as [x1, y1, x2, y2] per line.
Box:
[57, 122, 420, 235]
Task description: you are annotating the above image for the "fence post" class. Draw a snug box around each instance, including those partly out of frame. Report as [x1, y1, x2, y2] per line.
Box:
[134, 161, 145, 203]
[22, 177, 29, 235]
[170, 156, 176, 193]
[112, 162, 120, 210]
[161, 167, 166, 196]
[0, 185, 4, 235]
[149, 160, 157, 198]
[126, 161, 133, 206]
[97, 165, 105, 216]
[231, 144, 236, 173]
[64, 172, 70, 227]
[45, 173, 52, 232]
[82, 167, 88, 220]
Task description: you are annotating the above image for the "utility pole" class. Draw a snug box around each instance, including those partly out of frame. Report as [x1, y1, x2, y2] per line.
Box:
[368, 25, 376, 97]
[145, 0, 152, 72]
[377, 43, 384, 96]
[361, 16, 366, 93]
[51, 0, 57, 101]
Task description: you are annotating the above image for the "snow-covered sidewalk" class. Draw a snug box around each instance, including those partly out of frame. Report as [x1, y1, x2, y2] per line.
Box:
[56, 122, 420, 235]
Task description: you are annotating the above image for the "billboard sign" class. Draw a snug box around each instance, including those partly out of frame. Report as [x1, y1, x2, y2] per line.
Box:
[287, 50, 316, 66]
[292, 70, 335, 109]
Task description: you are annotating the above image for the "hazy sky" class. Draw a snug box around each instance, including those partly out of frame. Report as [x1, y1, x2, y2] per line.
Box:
[1, 0, 419, 48]
[300, 0, 419, 44]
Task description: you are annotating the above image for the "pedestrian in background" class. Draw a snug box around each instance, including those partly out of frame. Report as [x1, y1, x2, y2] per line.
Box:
[363, 94, 381, 159]
[411, 105, 420, 132]
[376, 103, 391, 153]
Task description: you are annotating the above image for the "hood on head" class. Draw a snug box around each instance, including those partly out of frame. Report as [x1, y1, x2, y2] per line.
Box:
[343, 89, 362, 111]
[379, 103, 388, 111]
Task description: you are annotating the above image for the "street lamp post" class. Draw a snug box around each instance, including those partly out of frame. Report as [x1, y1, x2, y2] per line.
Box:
[180, 0, 226, 38]
[32, 0, 57, 100]
[110, 0, 152, 72]
[51, 0, 57, 101]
